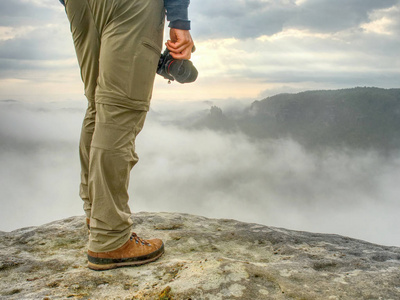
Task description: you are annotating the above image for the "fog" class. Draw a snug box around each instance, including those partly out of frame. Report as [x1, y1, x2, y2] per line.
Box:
[1, 99, 399, 247]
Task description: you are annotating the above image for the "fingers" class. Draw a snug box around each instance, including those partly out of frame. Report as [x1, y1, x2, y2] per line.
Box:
[168, 46, 192, 59]
[166, 28, 194, 60]
[166, 41, 192, 58]
[167, 42, 193, 59]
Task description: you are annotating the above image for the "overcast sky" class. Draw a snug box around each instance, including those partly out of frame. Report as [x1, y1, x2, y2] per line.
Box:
[0, 0, 399, 103]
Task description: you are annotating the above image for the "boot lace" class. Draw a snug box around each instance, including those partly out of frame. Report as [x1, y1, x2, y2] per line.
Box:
[130, 233, 151, 246]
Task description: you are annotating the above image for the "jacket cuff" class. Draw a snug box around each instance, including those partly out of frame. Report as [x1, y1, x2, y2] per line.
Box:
[169, 19, 191, 30]
[165, 4, 189, 21]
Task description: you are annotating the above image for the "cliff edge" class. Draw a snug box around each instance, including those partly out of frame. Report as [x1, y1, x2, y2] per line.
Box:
[1, 212, 399, 299]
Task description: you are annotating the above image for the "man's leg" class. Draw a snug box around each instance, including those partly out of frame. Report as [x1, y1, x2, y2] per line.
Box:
[79, 101, 96, 219]
[66, 0, 164, 253]
[88, 104, 146, 251]
[88, 0, 164, 252]
[65, 0, 100, 219]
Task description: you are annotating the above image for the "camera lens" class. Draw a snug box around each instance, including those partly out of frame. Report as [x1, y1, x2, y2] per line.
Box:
[168, 60, 198, 83]
[157, 48, 198, 84]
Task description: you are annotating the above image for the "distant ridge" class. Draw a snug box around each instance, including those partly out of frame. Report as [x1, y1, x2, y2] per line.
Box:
[195, 87, 400, 153]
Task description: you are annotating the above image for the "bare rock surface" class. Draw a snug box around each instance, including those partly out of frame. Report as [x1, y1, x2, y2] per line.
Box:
[0, 212, 399, 299]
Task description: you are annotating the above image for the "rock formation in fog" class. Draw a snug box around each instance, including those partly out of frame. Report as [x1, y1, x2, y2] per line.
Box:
[1, 212, 399, 299]
[194, 87, 400, 153]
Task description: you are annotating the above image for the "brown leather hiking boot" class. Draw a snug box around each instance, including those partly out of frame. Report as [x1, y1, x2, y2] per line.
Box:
[87, 233, 164, 271]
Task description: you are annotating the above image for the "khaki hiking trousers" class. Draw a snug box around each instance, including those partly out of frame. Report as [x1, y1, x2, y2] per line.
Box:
[65, 0, 164, 252]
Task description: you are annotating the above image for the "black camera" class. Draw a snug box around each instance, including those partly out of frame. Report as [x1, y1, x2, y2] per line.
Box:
[157, 48, 198, 84]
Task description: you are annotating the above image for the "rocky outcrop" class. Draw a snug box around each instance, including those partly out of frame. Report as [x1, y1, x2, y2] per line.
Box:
[1, 212, 399, 299]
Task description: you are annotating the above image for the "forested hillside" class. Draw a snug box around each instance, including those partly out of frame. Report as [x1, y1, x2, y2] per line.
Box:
[196, 87, 400, 153]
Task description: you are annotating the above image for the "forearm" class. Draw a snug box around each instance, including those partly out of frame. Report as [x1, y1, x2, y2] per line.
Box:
[164, 0, 191, 30]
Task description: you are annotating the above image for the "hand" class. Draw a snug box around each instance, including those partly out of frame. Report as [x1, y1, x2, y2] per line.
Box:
[166, 28, 194, 60]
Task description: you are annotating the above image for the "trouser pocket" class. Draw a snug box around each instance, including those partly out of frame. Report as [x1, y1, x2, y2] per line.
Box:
[128, 38, 162, 101]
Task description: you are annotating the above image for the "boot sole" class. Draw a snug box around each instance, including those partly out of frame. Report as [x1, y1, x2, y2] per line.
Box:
[87, 249, 164, 271]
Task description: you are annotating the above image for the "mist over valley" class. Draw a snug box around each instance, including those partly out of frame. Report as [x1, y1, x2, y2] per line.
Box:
[1, 87, 399, 247]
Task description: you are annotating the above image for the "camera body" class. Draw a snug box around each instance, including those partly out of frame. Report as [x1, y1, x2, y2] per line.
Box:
[157, 48, 198, 84]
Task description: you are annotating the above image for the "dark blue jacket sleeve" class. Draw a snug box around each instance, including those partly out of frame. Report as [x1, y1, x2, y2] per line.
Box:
[164, 0, 191, 30]
[59, 0, 191, 30]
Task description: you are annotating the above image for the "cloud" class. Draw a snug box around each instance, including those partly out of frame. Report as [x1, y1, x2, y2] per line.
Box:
[191, 0, 295, 39]
[288, 0, 399, 33]
[191, 0, 399, 39]
[0, 0, 62, 27]
[0, 5, 78, 99]
[0, 0, 399, 102]
[132, 109, 400, 247]
[187, 22, 400, 95]
[184, 1, 400, 98]
[0, 101, 84, 230]
[1, 101, 399, 247]
[0, 24, 73, 61]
